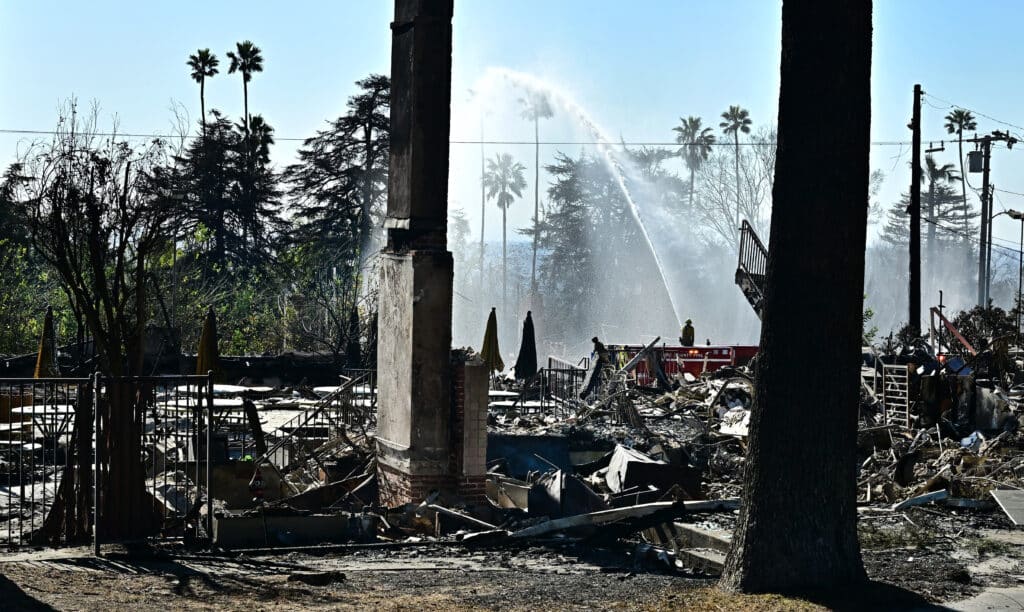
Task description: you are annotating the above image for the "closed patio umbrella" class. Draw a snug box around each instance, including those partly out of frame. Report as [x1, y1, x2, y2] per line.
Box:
[33, 306, 59, 378]
[480, 307, 504, 374]
[513, 311, 537, 381]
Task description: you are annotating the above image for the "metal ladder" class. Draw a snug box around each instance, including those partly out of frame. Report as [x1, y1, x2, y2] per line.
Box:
[881, 363, 911, 427]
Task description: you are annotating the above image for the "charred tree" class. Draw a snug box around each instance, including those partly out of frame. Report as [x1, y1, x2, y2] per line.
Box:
[719, 0, 872, 593]
[14, 103, 170, 542]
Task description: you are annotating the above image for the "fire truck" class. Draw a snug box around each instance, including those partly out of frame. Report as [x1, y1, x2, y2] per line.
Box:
[604, 343, 759, 387]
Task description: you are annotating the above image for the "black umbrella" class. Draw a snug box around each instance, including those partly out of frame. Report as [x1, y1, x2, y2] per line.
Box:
[513, 311, 538, 381]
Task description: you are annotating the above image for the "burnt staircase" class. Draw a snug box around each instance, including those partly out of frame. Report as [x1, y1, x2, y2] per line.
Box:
[735, 220, 768, 318]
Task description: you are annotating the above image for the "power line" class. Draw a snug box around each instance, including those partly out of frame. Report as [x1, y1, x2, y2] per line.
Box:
[922, 215, 1022, 255]
[0, 127, 958, 147]
[922, 92, 1024, 138]
[995, 187, 1024, 198]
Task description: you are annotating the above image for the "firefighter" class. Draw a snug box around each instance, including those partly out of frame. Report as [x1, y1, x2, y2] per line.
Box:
[680, 319, 695, 347]
[592, 336, 610, 365]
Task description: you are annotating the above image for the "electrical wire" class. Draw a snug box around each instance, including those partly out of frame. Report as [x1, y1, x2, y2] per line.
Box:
[0, 127, 955, 147]
[995, 187, 1024, 199]
[923, 92, 1024, 135]
[921, 215, 1021, 256]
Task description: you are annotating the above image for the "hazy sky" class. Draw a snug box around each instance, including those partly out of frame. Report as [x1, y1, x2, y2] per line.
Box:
[3, 1, 1024, 251]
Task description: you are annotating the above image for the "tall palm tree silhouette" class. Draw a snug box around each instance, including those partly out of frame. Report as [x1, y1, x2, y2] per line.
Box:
[673, 116, 715, 212]
[187, 49, 219, 142]
[720, 105, 753, 231]
[944, 109, 977, 235]
[519, 91, 554, 289]
[226, 40, 264, 139]
[483, 153, 527, 319]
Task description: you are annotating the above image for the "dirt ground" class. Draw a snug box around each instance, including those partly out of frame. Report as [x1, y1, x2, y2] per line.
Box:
[4, 516, 1019, 612]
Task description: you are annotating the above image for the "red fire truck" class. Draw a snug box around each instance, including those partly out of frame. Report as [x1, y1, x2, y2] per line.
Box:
[604, 343, 759, 387]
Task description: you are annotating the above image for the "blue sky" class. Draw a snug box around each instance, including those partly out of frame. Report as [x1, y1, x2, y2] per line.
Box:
[3, 1, 1024, 248]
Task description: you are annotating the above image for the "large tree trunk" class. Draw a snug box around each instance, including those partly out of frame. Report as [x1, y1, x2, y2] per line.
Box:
[719, 0, 871, 593]
[97, 378, 157, 541]
[37, 383, 93, 545]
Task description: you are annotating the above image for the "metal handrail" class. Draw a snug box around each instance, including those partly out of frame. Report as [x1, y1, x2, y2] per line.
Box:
[738, 219, 768, 279]
[254, 372, 370, 468]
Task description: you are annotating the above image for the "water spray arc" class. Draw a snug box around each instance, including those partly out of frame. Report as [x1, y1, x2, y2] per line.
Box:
[483, 67, 683, 328]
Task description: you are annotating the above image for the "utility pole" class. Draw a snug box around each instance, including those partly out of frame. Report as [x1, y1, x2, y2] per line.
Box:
[909, 84, 922, 335]
[977, 136, 991, 305]
[967, 131, 1016, 306]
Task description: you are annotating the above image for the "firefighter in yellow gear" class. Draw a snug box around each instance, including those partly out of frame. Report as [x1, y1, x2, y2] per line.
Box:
[680, 319, 695, 347]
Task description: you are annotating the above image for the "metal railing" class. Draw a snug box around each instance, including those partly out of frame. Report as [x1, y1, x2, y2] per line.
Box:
[0, 377, 92, 548]
[736, 220, 768, 317]
[538, 357, 587, 416]
[261, 371, 375, 473]
[106, 374, 214, 548]
[0, 368, 382, 552]
[737, 220, 768, 279]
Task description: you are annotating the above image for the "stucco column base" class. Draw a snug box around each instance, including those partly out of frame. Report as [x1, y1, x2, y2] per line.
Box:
[375, 249, 455, 507]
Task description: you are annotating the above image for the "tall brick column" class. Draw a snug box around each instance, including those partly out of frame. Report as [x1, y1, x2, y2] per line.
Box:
[376, 0, 458, 507]
[451, 353, 488, 504]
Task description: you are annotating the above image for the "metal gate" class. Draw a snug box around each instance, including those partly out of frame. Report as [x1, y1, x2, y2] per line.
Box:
[0, 377, 91, 548]
[0, 374, 214, 552]
[95, 374, 214, 552]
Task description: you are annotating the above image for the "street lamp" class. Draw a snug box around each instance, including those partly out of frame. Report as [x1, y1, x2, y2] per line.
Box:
[1007, 209, 1024, 347]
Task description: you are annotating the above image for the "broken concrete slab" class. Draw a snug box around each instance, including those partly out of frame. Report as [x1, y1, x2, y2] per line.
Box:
[990, 489, 1024, 527]
[509, 499, 738, 540]
[671, 523, 732, 554]
[892, 489, 949, 511]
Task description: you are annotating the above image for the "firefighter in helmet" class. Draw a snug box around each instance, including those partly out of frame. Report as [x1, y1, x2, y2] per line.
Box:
[680, 319, 695, 347]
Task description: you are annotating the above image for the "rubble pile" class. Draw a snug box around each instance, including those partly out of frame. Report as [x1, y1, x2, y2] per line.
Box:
[128, 332, 1024, 581]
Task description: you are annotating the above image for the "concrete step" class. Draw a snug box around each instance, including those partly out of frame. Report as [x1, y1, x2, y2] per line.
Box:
[672, 523, 732, 554]
[675, 547, 726, 575]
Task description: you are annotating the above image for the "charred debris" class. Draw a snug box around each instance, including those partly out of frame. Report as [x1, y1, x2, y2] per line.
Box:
[188, 311, 1024, 577]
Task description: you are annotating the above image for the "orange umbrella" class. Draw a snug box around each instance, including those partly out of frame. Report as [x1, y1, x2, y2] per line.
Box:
[33, 306, 59, 378]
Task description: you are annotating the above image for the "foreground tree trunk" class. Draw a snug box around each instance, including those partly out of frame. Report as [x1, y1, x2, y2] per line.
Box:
[719, 0, 872, 593]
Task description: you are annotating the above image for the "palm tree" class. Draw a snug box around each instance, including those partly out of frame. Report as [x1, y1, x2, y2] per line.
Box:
[240, 113, 275, 250]
[944, 109, 977, 235]
[187, 49, 219, 142]
[226, 40, 264, 139]
[921, 155, 958, 277]
[519, 90, 554, 289]
[482, 153, 527, 319]
[720, 105, 753, 231]
[673, 116, 715, 211]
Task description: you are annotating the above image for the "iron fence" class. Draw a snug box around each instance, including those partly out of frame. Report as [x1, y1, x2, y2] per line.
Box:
[0, 368, 380, 552]
[0, 377, 92, 548]
[101, 374, 214, 550]
[539, 357, 587, 416]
